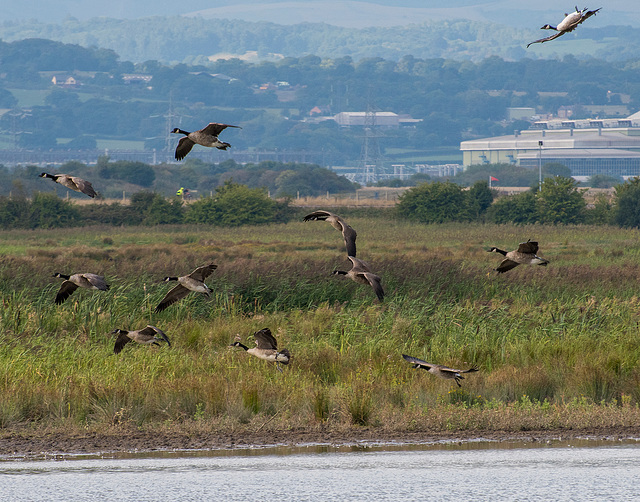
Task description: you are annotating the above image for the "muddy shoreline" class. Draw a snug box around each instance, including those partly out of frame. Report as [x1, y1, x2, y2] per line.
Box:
[2, 426, 640, 459]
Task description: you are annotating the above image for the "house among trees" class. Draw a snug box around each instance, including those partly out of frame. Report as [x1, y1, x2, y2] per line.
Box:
[51, 74, 77, 87]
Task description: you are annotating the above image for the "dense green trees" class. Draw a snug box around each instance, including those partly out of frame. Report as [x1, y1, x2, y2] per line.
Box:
[397, 180, 494, 223]
[399, 177, 595, 225]
[613, 177, 640, 228]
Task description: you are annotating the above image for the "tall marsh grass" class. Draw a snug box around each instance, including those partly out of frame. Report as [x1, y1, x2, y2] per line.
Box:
[2, 221, 640, 434]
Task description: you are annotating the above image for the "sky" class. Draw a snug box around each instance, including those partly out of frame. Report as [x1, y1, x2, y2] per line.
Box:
[4, 1, 640, 28]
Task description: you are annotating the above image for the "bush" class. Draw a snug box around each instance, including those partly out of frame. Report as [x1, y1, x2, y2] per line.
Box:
[486, 190, 538, 225]
[185, 181, 289, 226]
[397, 181, 470, 223]
[613, 177, 640, 228]
[29, 192, 80, 228]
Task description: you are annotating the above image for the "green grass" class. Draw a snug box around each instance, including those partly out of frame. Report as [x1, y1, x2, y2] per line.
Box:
[2, 219, 640, 435]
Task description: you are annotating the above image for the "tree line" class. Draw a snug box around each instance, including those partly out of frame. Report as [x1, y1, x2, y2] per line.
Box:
[5, 176, 640, 230]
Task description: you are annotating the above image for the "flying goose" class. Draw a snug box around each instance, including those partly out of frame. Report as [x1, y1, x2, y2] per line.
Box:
[53, 273, 110, 304]
[333, 256, 384, 302]
[111, 325, 171, 354]
[488, 239, 549, 273]
[527, 6, 602, 48]
[402, 354, 478, 387]
[39, 172, 97, 198]
[303, 210, 357, 257]
[230, 328, 291, 372]
[155, 263, 217, 312]
[171, 122, 241, 160]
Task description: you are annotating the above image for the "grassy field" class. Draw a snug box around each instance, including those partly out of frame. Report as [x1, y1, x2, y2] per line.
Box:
[2, 218, 640, 441]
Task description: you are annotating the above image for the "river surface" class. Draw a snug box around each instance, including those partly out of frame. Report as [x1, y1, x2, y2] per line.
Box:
[1, 440, 639, 501]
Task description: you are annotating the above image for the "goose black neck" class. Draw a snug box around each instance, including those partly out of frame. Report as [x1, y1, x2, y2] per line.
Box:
[235, 342, 249, 351]
[493, 248, 507, 256]
[177, 129, 189, 135]
[55, 273, 70, 279]
[40, 172, 55, 179]
[334, 270, 347, 275]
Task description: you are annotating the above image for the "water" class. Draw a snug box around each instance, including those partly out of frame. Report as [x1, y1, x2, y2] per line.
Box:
[1, 441, 639, 501]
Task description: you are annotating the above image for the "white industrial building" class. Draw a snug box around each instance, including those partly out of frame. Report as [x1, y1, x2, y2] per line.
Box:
[460, 111, 640, 178]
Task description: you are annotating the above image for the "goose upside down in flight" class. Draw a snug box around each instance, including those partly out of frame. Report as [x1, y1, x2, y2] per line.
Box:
[171, 122, 241, 160]
[527, 6, 602, 48]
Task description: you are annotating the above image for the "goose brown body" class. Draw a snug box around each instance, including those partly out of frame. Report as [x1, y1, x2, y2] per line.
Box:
[488, 240, 549, 273]
[172, 122, 241, 160]
[53, 272, 109, 304]
[39, 172, 97, 198]
[402, 354, 478, 387]
[333, 256, 384, 301]
[112, 325, 171, 354]
[155, 264, 217, 312]
[230, 328, 291, 371]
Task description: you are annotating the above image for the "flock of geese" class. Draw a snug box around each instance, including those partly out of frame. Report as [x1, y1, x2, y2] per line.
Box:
[48, 203, 550, 385]
[38, 3, 585, 381]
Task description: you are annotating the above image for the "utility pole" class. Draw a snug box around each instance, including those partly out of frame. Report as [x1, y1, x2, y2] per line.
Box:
[538, 140, 543, 192]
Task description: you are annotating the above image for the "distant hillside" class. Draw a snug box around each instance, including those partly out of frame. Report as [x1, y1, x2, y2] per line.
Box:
[4, 1, 640, 28]
[1, 16, 639, 64]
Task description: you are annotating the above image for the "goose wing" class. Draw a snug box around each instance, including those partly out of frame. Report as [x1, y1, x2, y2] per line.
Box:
[517, 240, 539, 254]
[155, 283, 191, 312]
[188, 264, 218, 282]
[527, 30, 566, 48]
[303, 210, 357, 256]
[69, 176, 97, 198]
[348, 256, 370, 272]
[55, 280, 79, 304]
[113, 332, 132, 354]
[341, 222, 357, 257]
[362, 272, 384, 301]
[303, 210, 333, 222]
[578, 8, 601, 25]
[253, 328, 278, 350]
[175, 136, 195, 161]
[82, 273, 110, 291]
[495, 258, 520, 273]
[200, 122, 241, 136]
[402, 354, 435, 370]
[142, 325, 171, 346]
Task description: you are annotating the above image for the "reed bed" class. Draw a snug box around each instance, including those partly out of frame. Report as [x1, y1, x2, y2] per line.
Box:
[2, 220, 640, 438]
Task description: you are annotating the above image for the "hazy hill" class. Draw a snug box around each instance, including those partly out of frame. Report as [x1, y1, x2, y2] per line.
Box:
[3, 1, 640, 28]
[1, 16, 638, 64]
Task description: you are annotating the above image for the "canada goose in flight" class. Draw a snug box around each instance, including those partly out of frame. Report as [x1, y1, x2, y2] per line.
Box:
[171, 122, 241, 160]
[527, 6, 601, 48]
[111, 325, 171, 354]
[333, 256, 384, 302]
[39, 172, 97, 198]
[303, 210, 357, 257]
[402, 354, 478, 387]
[230, 328, 291, 372]
[155, 263, 217, 312]
[488, 239, 549, 273]
[52, 273, 110, 304]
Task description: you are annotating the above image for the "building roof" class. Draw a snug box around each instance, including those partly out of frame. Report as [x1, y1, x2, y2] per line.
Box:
[461, 129, 640, 152]
[518, 148, 640, 160]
